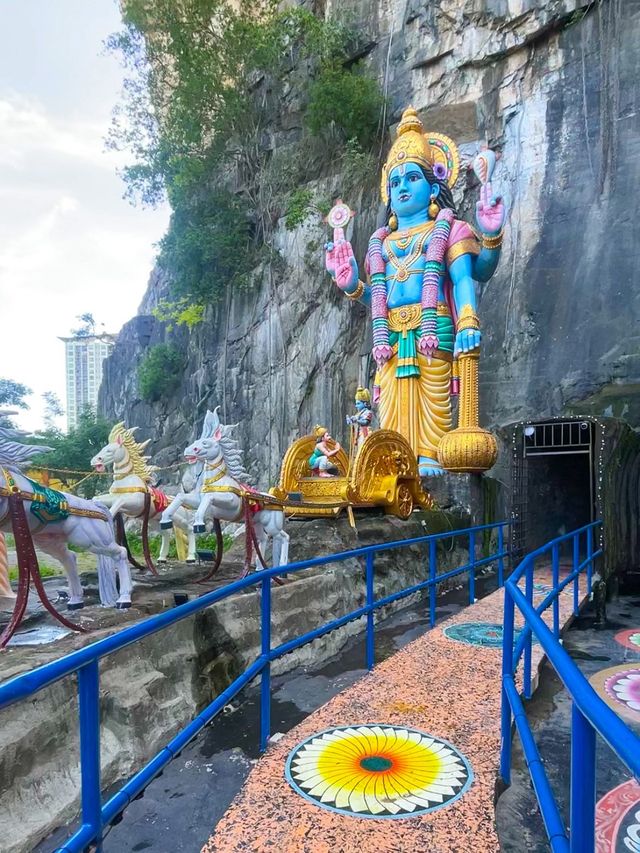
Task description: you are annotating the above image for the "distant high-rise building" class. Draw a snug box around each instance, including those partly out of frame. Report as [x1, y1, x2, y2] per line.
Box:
[59, 334, 116, 430]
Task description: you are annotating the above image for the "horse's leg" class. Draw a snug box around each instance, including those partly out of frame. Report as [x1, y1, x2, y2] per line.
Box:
[160, 492, 184, 531]
[265, 511, 289, 569]
[194, 495, 214, 533]
[187, 527, 197, 563]
[37, 537, 84, 609]
[113, 545, 132, 608]
[252, 521, 269, 570]
[157, 526, 171, 564]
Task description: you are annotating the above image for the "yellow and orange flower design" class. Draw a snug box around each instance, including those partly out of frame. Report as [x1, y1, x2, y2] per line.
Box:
[285, 724, 472, 818]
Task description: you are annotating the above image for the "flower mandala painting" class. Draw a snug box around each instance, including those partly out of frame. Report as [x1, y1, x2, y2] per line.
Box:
[285, 725, 473, 818]
[606, 669, 640, 713]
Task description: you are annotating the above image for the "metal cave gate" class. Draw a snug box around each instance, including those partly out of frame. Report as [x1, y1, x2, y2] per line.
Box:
[511, 419, 596, 561]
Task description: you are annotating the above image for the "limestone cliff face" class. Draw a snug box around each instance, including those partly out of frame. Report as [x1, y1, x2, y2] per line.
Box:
[99, 0, 637, 486]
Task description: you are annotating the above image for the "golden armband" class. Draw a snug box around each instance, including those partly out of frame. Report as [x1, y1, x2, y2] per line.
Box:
[481, 230, 504, 250]
[345, 279, 365, 300]
[456, 304, 480, 333]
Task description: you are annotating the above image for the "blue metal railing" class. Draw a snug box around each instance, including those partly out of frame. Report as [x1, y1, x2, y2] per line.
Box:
[500, 520, 640, 853]
[0, 520, 510, 853]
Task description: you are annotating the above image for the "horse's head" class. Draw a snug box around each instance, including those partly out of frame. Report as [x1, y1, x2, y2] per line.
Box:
[91, 434, 127, 473]
[184, 409, 222, 464]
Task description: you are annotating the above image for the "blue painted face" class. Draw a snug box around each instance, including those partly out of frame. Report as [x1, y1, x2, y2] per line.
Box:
[389, 163, 438, 219]
[355, 400, 367, 411]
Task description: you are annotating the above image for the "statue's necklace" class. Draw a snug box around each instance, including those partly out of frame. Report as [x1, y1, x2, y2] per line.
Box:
[385, 228, 431, 283]
[391, 220, 434, 250]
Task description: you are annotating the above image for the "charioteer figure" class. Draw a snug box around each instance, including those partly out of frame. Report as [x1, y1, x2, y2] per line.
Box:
[308, 427, 342, 478]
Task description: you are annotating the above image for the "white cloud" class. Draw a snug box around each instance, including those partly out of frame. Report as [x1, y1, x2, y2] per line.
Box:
[0, 99, 170, 433]
[0, 95, 127, 171]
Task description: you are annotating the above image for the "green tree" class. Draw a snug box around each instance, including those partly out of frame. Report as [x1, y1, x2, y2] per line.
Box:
[107, 2, 384, 304]
[0, 378, 31, 427]
[30, 408, 112, 498]
[42, 391, 65, 429]
[70, 312, 97, 338]
[0, 378, 31, 410]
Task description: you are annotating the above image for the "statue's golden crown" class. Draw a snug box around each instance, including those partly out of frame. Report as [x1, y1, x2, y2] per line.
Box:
[381, 107, 460, 204]
[355, 387, 371, 403]
[313, 425, 328, 439]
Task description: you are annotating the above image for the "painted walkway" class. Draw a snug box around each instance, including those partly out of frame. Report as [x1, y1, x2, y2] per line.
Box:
[203, 567, 586, 853]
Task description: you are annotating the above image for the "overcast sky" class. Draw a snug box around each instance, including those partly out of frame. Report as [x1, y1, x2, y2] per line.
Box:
[0, 0, 170, 431]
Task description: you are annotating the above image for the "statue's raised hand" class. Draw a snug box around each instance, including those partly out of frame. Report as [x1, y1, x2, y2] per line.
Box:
[325, 227, 358, 292]
[475, 183, 505, 236]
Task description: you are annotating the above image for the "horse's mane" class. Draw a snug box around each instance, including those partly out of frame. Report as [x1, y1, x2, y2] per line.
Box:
[108, 422, 156, 481]
[0, 428, 53, 469]
[199, 408, 251, 484]
[219, 426, 251, 483]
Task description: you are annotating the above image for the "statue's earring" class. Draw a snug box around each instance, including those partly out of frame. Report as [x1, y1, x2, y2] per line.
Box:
[389, 213, 398, 230]
[428, 194, 439, 219]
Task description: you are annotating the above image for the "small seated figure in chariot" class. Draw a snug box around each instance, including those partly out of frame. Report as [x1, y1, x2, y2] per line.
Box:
[346, 387, 374, 450]
[308, 426, 342, 478]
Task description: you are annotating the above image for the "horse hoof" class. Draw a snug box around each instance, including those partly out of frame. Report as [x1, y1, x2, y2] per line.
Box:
[193, 524, 205, 534]
[159, 521, 173, 530]
[157, 559, 167, 565]
[186, 559, 196, 564]
[68, 602, 85, 611]
[116, 601, 131, 610]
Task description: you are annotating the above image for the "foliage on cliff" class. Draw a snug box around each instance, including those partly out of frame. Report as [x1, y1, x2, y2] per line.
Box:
[108, 0, 384, 307]
[138, 344, 183, 402]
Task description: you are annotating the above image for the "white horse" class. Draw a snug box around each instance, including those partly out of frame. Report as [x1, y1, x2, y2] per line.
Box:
[91, 423, 197, 564]
[0, 428, 132, 608]
[186, 409, 289, 570]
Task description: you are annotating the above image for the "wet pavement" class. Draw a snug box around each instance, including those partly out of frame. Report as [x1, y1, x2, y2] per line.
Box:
[35, 572, 500, 852]
[496, 592, 640, 852]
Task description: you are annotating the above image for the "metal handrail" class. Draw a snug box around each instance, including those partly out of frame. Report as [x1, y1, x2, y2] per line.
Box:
[500, 520, 640, 853]
[0, 519, 511, 853]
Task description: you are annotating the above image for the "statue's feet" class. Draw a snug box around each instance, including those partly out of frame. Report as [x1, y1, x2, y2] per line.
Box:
[116, 598, 131, 610]
[418, 456, 445, 477]
[67, 600, 85, 611]
[157, 558, 167, 565]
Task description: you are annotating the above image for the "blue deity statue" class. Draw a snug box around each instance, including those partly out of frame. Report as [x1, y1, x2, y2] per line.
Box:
[325, 108, 505, 477]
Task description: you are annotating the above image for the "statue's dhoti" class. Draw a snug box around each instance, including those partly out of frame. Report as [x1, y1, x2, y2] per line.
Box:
[375, 303, 453, 460]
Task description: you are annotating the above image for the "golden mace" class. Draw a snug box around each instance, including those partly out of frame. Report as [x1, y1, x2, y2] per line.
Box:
[437, 351, 498, 473]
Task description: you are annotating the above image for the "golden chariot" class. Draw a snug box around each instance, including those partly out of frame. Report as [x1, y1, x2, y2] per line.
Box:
[270, 429, 433, 523]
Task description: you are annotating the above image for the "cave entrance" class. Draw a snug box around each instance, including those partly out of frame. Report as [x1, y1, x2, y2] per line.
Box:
[511, 419, 595, 559]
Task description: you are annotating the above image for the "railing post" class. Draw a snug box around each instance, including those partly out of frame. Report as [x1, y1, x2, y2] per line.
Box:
[552, 543, 560, 638]
[468, 529, 476, 605]
[573, 532, 580, 616]
[497, 525, 505, 588]
[77, 659, 102, 851]
[586, 526, 594, 594]
[500, 585, 515, 785]
[429, 539, 437, 628]
[570, 703, 596, 853]
[259, 574, 271, 753]
[524, 559, 534, 698]
[366, 551, 375, 670]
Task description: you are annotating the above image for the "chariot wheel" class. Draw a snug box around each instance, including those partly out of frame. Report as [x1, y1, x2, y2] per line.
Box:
[393, 483, 414, 520]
